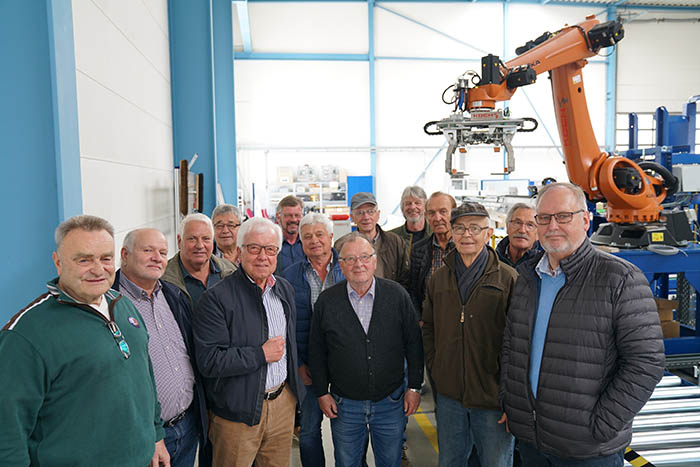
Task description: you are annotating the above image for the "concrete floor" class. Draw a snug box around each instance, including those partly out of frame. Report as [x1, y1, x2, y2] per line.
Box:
[290, 388, 439, 467]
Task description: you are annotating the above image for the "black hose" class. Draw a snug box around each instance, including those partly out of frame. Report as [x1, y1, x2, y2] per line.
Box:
[518, 117, 538, 133]
[638, 161, 679, 197]
[424, 121, 442, 136]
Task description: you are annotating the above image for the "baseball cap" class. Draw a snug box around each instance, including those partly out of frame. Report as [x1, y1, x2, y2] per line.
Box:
[451, 202, 490, 224]
[351, 192, 378, 211]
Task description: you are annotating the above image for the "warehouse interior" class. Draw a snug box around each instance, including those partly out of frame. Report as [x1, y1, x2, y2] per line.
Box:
[1, 0, 700, 465]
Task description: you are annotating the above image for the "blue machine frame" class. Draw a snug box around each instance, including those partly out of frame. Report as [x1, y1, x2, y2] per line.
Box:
[614, 99, 700, 357]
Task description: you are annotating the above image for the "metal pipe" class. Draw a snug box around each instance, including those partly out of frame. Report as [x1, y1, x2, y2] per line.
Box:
[633, 413, 700, 431]
[640, 399, 700, 414]
[632, 428, 700, 450]
[649, 386, 700, 400]
[657, 376, 683, 387]
[636, 447, 700, 465]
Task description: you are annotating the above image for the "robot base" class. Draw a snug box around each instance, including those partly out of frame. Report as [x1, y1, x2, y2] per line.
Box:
[591, 211, 693, 249]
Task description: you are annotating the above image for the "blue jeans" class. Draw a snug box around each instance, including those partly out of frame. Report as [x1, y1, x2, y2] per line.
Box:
[518, 441, 624, 467]
[435, 393, 514, 467]
[299, 384, 326, 467]
[163, 406, 200, 467]
[330, 386, 407, 467]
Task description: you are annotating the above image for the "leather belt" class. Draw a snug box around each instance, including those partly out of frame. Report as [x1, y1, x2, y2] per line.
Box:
[264, 382, 285, 401]
[164, 410, 187, 427]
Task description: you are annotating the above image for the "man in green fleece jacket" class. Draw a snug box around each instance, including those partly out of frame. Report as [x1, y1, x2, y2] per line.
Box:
[0, 215, 167, 467]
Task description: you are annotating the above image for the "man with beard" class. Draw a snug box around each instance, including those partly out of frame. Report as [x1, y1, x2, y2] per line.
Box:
[495, 203, 541, 268]
[390, 186, 431, 256]
[499, 183, 665, 466]
[275, 195, 305, 273]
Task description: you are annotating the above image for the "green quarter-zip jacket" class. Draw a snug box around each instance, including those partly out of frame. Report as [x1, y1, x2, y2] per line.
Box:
[0, 278, 164, 466]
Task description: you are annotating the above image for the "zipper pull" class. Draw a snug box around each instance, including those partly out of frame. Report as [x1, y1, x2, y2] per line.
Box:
[533, 410, 537, 422]
[460, 305, 465, 323]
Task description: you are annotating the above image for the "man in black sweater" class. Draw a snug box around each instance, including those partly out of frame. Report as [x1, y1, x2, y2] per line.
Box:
[309, 232, 423, 467]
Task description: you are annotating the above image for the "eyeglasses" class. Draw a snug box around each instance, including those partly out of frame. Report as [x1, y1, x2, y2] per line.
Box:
[534, 210, 584, 225]
[452, 224, 490, 236]
[354, 209, 377, 217]
[242, 243, 279, 256]
[339, 253, 376, 265]
[214, 222, 241, 231]
[107, 321, 130, 359]
[509, 219, 537, 232]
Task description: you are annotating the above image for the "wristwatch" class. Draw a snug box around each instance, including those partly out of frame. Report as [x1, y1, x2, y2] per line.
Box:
[408, 388, 420, 393]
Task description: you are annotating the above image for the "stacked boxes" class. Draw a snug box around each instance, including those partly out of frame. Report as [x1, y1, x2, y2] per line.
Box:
[655, 298, 680, 338]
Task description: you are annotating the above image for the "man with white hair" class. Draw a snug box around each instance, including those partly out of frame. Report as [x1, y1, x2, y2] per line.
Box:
[194, 217, 303, 467]
[212, 204, 242, 265]
[113, 228, 209, 467]
[280, 213, 345, 466]
[495, 203, 541, 268]
[0, 215, 167, 466]
[390, 186, 431, 256]
[500, 183, 664, 466]
[163, 213, 236, 308]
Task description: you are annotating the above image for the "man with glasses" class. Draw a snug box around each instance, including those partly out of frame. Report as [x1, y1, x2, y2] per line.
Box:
[423, 202, 517, 467]
[344, 192, 408, 284]
[212, 204, 242, 265]
[309, 232, 423, 467]
[0, 215, 167, 466]
[275, 195, 305, 273]
[280, 213, 345, 467]
[194, 217, 303, 467]
[500, 183, 664, 467]
[496, 203, 541, 268]
[163, 213, 236, 309]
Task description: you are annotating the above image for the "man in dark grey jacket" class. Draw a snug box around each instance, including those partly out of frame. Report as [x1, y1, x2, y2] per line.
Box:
[499, 183, 664, 466]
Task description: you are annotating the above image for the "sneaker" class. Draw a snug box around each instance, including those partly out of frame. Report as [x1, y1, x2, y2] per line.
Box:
[401, 444, 411, 467]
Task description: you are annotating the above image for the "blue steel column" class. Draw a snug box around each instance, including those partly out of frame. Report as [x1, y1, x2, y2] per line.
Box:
[212, 0, 237, 205]
[605, 6, 618, 152]
[502, 0, 509, 179]
[0, 0, 81, 323]
[369, 0, 377, 193]
[168, 1, 216, 215]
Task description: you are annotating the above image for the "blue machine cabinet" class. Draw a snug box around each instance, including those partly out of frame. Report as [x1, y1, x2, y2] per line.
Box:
[613, 247, 700, 358]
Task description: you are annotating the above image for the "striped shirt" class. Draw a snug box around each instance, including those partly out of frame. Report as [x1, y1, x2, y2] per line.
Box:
[347, 278, 376, 334]
[254, 274, 288, 390]
[119, 274, 195, 420]
[304, 259, 338, 306]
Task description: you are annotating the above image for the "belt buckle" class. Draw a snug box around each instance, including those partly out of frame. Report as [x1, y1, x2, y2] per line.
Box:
[264, 382, 285, 401]
[165, 411, 186, 427]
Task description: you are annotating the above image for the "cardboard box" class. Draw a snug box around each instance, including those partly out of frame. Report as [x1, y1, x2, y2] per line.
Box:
[654, 298, 678, 322]
[661, 320, 680, 338]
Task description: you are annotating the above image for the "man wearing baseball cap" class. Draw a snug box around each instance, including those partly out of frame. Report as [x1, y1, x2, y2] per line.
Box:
[341, 192, 408, 285]
[422, 201, 517, 467]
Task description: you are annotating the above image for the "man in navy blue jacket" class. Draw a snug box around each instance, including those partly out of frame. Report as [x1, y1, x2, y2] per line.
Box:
[113, 228, 209, 467]
[281, 213, 344, 466]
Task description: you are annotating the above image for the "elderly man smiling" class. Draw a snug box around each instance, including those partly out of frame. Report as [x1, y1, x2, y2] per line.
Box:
[194, 217, 303, 467]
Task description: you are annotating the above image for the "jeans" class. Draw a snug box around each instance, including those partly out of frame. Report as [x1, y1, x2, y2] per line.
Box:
[299, 384, 325, 467]
[518, 441, 624, 467]
[435, 393, 514, 467]
[330, 385, 407, 467]
[164, 406, 200, 467]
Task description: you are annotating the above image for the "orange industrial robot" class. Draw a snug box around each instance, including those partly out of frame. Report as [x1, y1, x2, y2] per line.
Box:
[425, 15, 688, 247]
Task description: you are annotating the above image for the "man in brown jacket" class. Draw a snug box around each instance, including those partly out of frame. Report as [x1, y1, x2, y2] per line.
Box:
[422, 202, 517, 467]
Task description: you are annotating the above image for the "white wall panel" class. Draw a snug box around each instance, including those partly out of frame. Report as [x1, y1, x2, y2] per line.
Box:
[73, 0, 171, 125]
[73, 0, 175, 255]
[248, 3, 368, 53]
[617, 13, 700, 113]
[234, 60, 369, 147]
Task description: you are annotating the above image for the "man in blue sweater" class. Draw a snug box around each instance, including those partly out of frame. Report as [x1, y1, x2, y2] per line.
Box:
[281, 213, 344, 467]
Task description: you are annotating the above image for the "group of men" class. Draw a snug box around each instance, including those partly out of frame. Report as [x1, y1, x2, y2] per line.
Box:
[0, 182, 665, 467]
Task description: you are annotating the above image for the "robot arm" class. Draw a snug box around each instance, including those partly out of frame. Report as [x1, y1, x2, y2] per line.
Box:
[429, 15, 670, 223]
